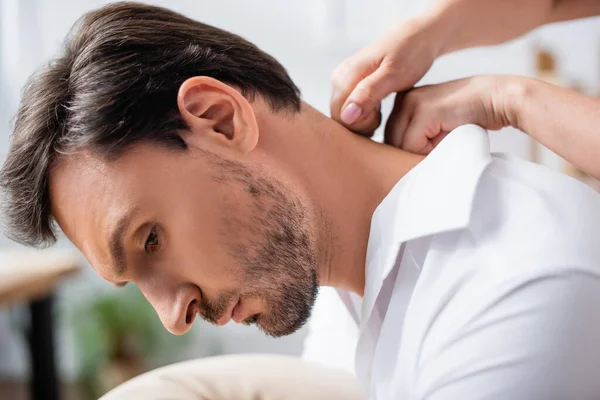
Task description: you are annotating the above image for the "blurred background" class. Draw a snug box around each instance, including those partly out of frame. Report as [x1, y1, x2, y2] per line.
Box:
[0, 0, 598, 399]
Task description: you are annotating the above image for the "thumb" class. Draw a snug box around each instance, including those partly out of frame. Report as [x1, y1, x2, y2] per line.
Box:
[402, 119, 444, 155]
[341, 67, 395, 126]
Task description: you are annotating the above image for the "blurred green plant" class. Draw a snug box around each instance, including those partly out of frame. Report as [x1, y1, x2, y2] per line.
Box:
[70, 285, 188, 399]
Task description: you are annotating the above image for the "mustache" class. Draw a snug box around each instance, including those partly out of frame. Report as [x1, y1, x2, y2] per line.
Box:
[241, 314, 259, 326]
[199, 291, 237, 324]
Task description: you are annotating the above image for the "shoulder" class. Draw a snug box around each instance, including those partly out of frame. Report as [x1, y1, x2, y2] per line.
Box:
[468, 153, 600, 271]
[400, 153, 600, 398]
[408, 271, 600, 400]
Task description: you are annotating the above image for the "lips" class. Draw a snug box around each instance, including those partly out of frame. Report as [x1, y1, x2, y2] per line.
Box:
[216, 298, 240, 326]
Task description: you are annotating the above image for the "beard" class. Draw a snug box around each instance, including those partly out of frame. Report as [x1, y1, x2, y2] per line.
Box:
[200, 154, 322, 337]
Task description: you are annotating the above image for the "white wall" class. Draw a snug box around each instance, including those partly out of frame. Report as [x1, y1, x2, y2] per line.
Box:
[0, 0, 598, 380]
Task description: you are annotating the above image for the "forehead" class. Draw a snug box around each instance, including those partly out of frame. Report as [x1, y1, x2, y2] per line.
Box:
[49, 150, 128, 264]
[48, 145, 179, 263]
[50, 143, 183, 208]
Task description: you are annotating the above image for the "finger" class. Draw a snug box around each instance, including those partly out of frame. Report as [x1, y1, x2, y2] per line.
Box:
[402, 117, 442, 155]
[345, 106, 382, 137]
[384, 92, 411, 148]
[340, 67, 395, 126]
[330, 57, 374, 123]
[431, 131, 449, 148]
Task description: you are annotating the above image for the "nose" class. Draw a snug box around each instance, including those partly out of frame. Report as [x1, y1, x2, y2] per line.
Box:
[139, 282, 201, 335]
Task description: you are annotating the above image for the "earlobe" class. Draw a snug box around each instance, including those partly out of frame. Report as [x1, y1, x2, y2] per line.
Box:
[177, 76, 259, 154]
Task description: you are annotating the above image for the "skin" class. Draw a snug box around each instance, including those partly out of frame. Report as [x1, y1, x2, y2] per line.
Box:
[49, 76, 423, 336]
[383, 75, 600, 180]
[330, 0, 600, 178]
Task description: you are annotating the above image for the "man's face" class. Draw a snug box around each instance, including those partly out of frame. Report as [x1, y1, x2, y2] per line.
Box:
[49, 142, 319, 337]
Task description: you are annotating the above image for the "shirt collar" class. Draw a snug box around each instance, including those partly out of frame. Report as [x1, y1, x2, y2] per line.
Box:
[361, 124, 493, 326]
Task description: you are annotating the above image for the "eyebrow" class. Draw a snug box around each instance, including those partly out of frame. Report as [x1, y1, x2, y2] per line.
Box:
[108, 207, 139, 280]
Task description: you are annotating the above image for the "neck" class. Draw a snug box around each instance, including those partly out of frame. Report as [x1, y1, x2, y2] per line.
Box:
[256, 102, 424, 296]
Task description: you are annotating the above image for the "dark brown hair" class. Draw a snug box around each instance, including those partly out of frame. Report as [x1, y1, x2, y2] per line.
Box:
[0, 2, 301, 247]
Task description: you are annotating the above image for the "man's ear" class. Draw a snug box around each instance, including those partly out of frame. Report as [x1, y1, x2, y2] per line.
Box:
[177, 76, 259, 154]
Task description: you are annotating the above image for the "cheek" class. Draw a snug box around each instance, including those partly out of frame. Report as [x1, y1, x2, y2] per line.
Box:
[148, 163, 258, 296]
[166, 193, 246, 295]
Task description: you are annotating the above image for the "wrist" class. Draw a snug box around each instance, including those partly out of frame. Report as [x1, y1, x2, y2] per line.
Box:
[499, 76, 534, 133]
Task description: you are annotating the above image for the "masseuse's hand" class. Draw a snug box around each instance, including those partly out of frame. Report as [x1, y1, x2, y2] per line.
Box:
[332, 0, 600, 178]
[330, 18, 443, 135]
[384, 75, 513, 154]
[391, 73, 600, 180]
[330, 0, 600, 135]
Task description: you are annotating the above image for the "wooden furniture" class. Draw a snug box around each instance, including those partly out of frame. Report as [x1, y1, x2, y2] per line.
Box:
[0, 249, 81, 400]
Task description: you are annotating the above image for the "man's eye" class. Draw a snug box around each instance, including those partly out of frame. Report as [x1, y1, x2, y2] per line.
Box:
[144, 227, 160, 254]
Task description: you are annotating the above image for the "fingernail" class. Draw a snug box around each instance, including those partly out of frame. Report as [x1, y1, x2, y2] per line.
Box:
[341, 103, 362, 125]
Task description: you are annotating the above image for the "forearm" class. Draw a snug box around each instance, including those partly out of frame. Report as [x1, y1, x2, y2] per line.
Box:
[504, 77, 600, 180]
[421, 0, 600, 56]
[547, 0, 600, 22]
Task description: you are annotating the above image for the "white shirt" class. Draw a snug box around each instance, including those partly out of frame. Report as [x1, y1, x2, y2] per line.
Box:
[303, 125, 600, 400]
